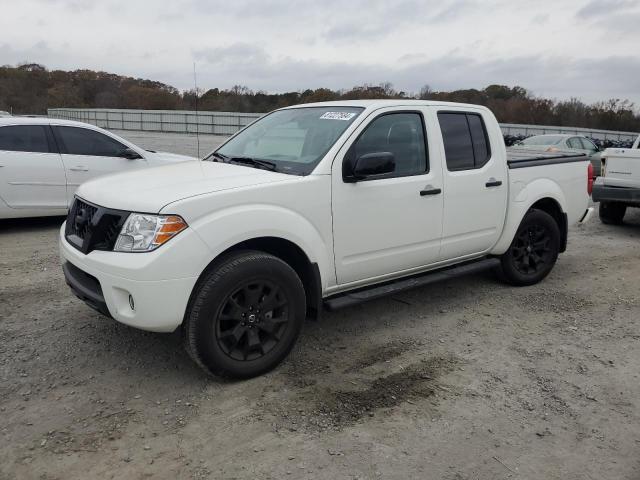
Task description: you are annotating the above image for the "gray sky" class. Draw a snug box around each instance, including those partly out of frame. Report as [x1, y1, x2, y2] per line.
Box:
[2, 0, 639, 104]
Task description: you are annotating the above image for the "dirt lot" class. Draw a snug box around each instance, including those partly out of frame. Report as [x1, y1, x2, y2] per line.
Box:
[1, 208, 639, 480]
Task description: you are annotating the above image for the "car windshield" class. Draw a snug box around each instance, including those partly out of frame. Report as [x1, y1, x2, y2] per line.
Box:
[206, 106, 364, 175]
[520, 135, 565, 146]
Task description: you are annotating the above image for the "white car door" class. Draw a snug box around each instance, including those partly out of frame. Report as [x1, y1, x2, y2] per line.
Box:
[332, 109, 444, 285]
[0, 124, 67, 210]
[435, 108, 508, 260]
[52, 126, 147, 204]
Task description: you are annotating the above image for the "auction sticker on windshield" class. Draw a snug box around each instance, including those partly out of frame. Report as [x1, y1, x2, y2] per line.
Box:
[320, 111, 357, 121]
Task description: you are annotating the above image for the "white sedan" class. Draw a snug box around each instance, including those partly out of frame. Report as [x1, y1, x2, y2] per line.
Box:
[0, 117, 196, 219]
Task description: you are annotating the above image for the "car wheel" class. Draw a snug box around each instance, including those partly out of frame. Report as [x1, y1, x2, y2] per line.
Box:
[497, 209, 561, 286]
[184, 250, 306, 379]
[599, 202, 626, 225]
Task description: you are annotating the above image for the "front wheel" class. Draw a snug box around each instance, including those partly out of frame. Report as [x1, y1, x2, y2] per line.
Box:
[183, 251, 306, 379]
[497, 209, 561, 286]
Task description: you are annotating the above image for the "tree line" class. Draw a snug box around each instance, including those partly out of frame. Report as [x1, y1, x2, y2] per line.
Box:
[1, 63, 638, 132]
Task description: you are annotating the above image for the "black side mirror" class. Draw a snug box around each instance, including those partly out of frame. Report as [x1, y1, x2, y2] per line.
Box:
[344, 152, 395, 182]
[120, 148, 142, 160]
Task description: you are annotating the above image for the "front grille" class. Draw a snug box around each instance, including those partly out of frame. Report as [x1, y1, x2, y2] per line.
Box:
[65, 197, 129, 254]
[68, 199, 98, 240]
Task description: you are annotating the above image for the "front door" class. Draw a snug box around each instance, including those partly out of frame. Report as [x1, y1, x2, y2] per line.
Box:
[0, 124, 67, 209]
[332, 110, 444, 285]
[52, 126, 147, 203]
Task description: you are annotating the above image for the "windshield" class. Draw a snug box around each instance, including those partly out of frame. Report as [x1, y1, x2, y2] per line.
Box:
[207, 106, 364, 175]
[519, 135, 565, 146]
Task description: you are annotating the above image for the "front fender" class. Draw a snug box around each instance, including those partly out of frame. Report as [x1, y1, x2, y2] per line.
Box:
[491, 178, 567, 255]
[189, 204, 335, 290]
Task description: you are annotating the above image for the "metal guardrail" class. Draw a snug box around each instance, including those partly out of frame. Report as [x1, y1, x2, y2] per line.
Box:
[47, 108, 262, 136]
[47, 108, 639, 141]
[499, 123, 638, 142]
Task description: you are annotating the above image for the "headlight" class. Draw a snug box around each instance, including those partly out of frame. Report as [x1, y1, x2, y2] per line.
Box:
[113, 213, 188, 252]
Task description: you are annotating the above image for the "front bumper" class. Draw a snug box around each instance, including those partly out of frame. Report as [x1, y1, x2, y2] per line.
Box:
[59, 223, 208, 332]
[592, 183, 640, 206]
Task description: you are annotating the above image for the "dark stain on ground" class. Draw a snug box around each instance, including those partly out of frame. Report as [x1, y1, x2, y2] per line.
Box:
[342, 339, 419, 373]
[265, 355, 459, 432]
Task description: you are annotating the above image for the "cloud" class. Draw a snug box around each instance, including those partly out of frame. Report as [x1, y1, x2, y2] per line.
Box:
[576, 0, 637, 19]
[3, 0, 640, 105]
[190, 43, 640, 105]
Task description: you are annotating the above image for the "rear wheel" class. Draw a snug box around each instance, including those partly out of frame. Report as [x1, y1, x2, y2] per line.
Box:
[599, 201, 626, 225]
[497, 209, 560, 286]
[184, 251, 306, 378]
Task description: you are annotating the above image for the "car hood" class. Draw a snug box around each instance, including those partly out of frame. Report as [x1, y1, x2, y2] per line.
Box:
[76, 161, 296, 213]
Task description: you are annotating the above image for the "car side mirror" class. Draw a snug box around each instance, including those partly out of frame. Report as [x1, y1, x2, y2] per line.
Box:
[120, 148, 142, 160]
[344, 152, 395, 182]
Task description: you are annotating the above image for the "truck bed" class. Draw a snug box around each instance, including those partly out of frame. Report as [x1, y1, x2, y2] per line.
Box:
[506, 148, 587, 169]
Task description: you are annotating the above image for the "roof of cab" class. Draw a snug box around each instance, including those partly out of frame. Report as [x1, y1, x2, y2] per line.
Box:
[280, 99, 492, 111]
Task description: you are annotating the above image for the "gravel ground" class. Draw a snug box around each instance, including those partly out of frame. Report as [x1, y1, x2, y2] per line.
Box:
[1, 208, 639, 479]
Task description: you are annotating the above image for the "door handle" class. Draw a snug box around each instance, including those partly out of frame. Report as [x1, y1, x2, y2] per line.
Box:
[485, 179, 502, 188]
[420, 187, 442, 196]
[70, 166, 89, 172]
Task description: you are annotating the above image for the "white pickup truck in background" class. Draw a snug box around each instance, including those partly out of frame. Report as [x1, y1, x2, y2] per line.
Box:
[59, 100, 593, 378]
[593, 134, 640, 224]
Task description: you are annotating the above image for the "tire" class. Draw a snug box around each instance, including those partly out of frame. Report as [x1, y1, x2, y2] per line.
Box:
[497, 209, 561, 286]
[599, 202, 626, 225]
[183, 250, 306, 379]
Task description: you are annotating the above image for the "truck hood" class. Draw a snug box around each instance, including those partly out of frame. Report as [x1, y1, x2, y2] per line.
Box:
[76, 161, 296, 213]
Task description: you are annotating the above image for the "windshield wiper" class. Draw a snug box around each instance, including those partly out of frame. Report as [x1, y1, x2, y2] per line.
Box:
[226, 156, 277, 171]
[210, 152, 228, 162]
[209, 152, 277, 171]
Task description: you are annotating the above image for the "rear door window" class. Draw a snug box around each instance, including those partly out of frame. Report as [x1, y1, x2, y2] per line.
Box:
[438, 112, 491, 171]
[567, 137, 584, 149]
[579, 138, 597, 152]
[0, 125, 51, 153]
[54, 126, 127, 157]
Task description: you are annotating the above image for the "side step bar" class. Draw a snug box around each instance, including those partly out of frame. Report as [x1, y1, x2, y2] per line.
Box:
[324, 258, 500, 311]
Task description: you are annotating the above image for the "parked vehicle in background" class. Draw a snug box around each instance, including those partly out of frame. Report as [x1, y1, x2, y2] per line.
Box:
[592, 134, 640, 224]
[59, 100, 593, 378]
[513, 134, 602, 176]
[0, 118, 196, 219]
[0, 111, 11, 117]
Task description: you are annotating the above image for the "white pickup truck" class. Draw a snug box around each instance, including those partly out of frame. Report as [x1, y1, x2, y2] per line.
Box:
[593, 134, 640, 224]
[59, 100, 593, 378]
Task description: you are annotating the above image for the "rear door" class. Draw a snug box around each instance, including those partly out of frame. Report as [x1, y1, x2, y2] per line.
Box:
[332, 108, 444, 285]
[52, 126, 147, 203]
[0, 124, 67, 209]
[435, 108, 508, 260]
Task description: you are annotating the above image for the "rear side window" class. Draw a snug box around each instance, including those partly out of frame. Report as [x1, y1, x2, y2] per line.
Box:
[54, 126, 127, 157]
[0, 125, 50, 153]
[579, 138, 597, 152]
[567, 137, 582, 149]
[438, 112, 491, 171]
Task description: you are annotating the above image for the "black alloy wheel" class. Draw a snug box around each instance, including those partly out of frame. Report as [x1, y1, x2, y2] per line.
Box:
[216, 280, 290, 361]
[510, 224, 554, 275]
[183, 250, 306, 379]
[497, 209, 560, 286]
